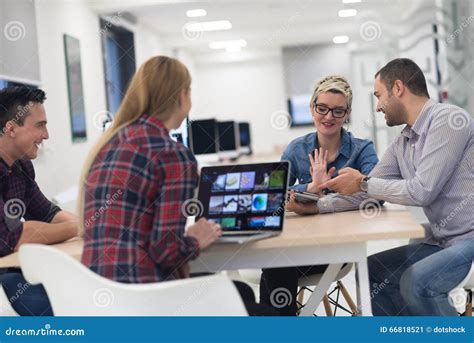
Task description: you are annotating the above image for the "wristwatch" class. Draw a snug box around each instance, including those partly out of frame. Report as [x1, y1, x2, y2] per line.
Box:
[360, 176, 371, 192]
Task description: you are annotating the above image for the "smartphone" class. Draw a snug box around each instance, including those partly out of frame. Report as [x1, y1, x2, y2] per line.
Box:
[289, 190, 320, 203]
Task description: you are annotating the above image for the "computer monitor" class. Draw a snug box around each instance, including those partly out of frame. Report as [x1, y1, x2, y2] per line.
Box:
[217, 121, 240, 160]
[170, 117, 189, 147]
[287, 94, 313, 127]
[188, 119, 218, 156]
[238, 122, 252, 155]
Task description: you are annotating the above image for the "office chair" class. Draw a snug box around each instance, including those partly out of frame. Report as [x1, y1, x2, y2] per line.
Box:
[297, 263, 357, 316]
[450, 262, 474, 316]
[0, 285, 20, 316]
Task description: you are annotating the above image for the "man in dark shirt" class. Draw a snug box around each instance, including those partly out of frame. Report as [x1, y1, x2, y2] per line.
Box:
[0, 87, 78, 315]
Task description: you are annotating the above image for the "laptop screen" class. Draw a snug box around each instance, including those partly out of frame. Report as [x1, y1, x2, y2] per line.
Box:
[197, 162, 290, 231]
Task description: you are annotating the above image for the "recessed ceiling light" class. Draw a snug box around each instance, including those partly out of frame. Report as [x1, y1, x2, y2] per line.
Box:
[186, 9, 207, 18]
[209, 39, 247, 49]
[342, 0, 361, 3]
[338, 9, 357, 17]
[333, 35, 349, 44]
[184, 20, 232, 32]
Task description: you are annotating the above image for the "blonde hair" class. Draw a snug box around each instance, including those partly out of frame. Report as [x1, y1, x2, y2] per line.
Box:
[310, 75, 352, 109]
[77, 56, 191, 234]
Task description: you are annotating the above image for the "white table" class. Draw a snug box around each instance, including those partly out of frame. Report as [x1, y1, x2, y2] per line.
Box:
[190, 204, 424, 316]
[0, 205, 424, 316]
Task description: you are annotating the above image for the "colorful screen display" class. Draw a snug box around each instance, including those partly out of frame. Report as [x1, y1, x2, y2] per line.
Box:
[197, 162, 289, 231]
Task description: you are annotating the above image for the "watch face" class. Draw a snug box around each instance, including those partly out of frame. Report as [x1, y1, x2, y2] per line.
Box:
[360, 181, 368, 192]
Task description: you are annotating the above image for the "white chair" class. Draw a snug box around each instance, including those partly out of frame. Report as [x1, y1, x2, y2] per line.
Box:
[450, 262, 474, 316]
[50, 186, 79, 206]
[0, 285, 20, 316]
[297, 263, 357, 316]
[19, 244, 247, 316]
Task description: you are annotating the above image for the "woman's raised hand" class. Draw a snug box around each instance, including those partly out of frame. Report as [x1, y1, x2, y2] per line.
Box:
[307, 147, 336, 194]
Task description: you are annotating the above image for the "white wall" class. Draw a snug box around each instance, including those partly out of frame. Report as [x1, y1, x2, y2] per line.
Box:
[282, 44, 351, 96]
[0, 0, 40, 84]
[192, 53, 312, 156]
[192, 44, 376, 157]
[32, 0, 166, 208]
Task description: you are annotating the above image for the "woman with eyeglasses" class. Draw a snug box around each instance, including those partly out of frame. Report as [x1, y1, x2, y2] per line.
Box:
[259, 75, 379, 316]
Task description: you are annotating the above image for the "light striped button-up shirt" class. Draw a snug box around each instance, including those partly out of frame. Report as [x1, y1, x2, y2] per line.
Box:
[317, 99, 473, 248]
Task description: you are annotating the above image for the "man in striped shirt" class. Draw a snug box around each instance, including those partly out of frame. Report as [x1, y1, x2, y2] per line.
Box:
[319, 58, 473, 316]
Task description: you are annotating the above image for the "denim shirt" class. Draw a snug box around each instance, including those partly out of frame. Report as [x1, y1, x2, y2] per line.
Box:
[281, 129, 379, 192]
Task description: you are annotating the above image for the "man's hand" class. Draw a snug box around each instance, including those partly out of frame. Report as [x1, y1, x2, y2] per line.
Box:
[286, 190, 319, 215]
[52, 210, 79, 238]
[318, 167, 365, 195]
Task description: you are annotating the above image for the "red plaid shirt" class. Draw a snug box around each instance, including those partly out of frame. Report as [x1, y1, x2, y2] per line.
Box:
[81, 115, 200, 283]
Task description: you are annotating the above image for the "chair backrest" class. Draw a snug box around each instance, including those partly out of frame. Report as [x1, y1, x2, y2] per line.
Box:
[19, 244, 247, 316]
[0, 286, 19, 316]
[458, 262, 474, 290]
[51, 186, 79, 206]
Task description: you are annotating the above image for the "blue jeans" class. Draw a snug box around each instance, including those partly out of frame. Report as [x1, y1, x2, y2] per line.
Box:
[0, 270, 52, 316]
[368, 239, 474, 316]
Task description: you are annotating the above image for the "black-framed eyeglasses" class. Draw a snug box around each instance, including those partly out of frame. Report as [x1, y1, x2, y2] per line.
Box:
[313, 103, 349, 118]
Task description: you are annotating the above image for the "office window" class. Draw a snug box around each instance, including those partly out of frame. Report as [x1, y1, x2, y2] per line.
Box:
[100, 19, 136, 115]
[64, 34, 87, 141]
[0, 80, 37, 89]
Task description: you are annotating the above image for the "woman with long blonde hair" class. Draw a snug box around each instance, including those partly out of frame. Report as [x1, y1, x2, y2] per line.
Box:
[79, 56, 221, 283]
[78, 56, 275, 315]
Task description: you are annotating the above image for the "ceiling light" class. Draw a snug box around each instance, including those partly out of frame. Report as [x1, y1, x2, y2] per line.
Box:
[184, 20, 232, 32]
[186, 9, 207, 18]
[338, 9, 357, 17]
[333, 35, 349, 44]
[342, 0, 361, 3]
[226, 46, 242, 52]
[209, 39, 247, 50]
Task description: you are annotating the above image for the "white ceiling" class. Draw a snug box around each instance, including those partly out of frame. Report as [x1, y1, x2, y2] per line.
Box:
[87, 0, 432, 55]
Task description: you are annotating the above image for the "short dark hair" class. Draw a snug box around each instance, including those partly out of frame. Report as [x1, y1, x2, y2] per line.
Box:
[0, 87, 46, 132]
[375, 58, 429, 98]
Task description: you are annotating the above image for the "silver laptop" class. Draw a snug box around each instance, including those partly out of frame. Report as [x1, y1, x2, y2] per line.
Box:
[197, 161, 290, 244]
